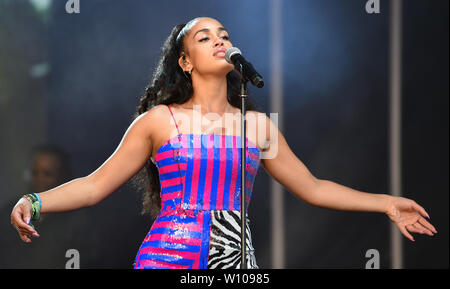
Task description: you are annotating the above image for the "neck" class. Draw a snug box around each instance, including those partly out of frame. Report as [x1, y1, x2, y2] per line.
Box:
[187, 74, 231, 115]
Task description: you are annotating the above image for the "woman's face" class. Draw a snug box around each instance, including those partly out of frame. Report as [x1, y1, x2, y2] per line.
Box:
[180, 18, 235, 77]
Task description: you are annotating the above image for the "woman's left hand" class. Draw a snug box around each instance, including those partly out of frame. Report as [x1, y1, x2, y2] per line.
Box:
[385, 196, 437, 242]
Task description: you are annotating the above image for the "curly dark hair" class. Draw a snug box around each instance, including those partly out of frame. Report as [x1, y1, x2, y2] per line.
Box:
[131, 18, 259, 219]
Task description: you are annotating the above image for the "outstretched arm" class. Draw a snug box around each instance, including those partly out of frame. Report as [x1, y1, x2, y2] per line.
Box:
[260, 114, 437, 241]
[40, 110, 155, 212]
[11, 106, 162, 242]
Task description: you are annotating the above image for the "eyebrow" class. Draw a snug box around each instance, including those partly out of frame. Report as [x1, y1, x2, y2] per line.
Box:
[192, 27, 228, 38]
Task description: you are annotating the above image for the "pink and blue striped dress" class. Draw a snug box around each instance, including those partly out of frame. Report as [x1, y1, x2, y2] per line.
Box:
[133, 105, 261, 269]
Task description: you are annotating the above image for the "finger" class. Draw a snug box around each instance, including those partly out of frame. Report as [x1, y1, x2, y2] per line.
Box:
[22, 206, 32, 226]
[412, 223, 433, 236]
[18, 226, 39, 239]
[406, 224, 421, 234]
[14, 219, 37, 237]
[17, 222, 36, 236]
[412, 202, 430, 219]
[412, 223, 424, 234]
[19, 228, 40, 238]
[19, 232, 32, 243]
[18, 228, 33, 237]
[418, 217, 438, 234]
[399, 224, 415, 242]
[406, 224, 423, 234]
[11, 210, 36, 234]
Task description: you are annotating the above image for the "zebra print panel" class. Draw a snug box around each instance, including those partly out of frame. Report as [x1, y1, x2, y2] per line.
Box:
[207, 210, 258, 269]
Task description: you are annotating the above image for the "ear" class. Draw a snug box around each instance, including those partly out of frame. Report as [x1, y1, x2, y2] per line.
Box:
[178, 55, 191, 72]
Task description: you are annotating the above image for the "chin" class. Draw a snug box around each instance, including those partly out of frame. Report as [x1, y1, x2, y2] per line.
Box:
[200, 61, 235, 76]
[222, 62, 235, 74]
[208, 63, 234, 76]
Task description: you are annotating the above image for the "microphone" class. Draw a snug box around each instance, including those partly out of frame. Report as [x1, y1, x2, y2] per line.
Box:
[225, 47, 264, 88]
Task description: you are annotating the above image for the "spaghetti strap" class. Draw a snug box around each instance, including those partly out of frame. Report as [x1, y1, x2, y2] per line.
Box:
[167, 105, 181, 136]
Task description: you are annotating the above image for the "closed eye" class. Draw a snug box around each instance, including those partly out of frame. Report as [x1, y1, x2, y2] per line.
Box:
[199, 35, 230, 42]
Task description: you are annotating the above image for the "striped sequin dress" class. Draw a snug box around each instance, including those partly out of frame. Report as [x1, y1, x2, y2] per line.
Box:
[133, 105, 261, 269]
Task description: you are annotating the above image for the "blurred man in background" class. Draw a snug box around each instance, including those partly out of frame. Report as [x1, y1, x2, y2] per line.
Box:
[27, 144, 71, 194]
[1, 144, 78, 268]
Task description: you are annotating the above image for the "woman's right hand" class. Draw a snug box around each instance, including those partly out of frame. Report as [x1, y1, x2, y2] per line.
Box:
[10, 198, 40, 243]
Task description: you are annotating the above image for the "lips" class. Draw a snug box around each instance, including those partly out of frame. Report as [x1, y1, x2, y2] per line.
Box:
[214, 48, 227, 57]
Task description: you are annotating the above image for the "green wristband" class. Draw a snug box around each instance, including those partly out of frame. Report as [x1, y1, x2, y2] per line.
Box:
[24, 193, 41, 221]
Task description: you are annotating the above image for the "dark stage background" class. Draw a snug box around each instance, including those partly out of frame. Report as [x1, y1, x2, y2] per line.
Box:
[0, 0, 448, 269]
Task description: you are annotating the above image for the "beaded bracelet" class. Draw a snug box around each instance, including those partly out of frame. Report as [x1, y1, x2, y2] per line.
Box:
[23, 193, 41, 222]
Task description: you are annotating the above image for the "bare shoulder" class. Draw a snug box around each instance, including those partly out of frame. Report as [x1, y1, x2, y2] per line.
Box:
[137, 104, 172, 133]
[141, 104, 171, 121]
[138, 104, 180, 156]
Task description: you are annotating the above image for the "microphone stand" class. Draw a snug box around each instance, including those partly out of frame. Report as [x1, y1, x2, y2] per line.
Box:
[239, 63, 248, 269]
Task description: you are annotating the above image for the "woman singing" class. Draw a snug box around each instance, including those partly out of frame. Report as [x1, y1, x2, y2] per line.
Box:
[10, 17, 437, 269]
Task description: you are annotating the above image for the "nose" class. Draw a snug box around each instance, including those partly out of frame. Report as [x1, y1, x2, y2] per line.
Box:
[214, 36, 224, 47]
